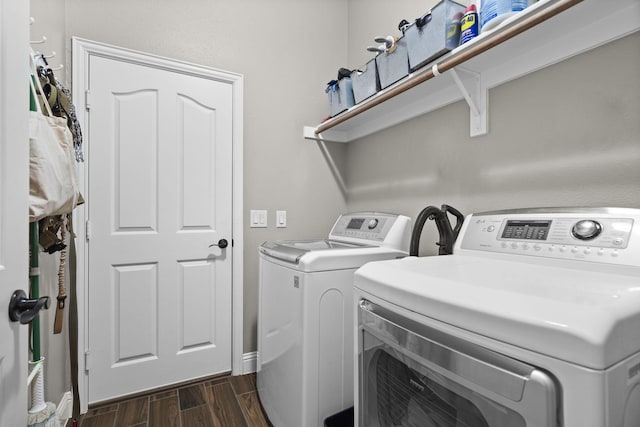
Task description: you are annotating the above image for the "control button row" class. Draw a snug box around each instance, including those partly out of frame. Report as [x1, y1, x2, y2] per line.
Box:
[500, 242, 620, 257]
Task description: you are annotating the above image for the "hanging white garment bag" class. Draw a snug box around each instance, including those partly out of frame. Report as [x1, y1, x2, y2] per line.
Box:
[28, 58, 80, 222]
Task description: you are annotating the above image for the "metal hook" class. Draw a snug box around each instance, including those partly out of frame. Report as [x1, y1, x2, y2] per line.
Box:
[50, 64, 64, 71]
[43, 51, 56, 59]
[30, 35, 47, 44]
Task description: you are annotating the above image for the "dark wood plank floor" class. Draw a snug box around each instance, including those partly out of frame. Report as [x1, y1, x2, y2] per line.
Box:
[74, 373, 272, 427]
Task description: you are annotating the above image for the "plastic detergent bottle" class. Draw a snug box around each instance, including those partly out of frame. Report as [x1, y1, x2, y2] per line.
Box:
[459, 4, 479, 45]
[480, 0, 530, 32]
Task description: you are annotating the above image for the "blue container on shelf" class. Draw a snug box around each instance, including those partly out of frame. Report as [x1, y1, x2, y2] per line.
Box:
[480, 0, 531, 32]
[326, 77, 355, 117]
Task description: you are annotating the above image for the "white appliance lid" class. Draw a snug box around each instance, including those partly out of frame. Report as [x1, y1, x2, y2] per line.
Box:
[259, 211, 411, 271]
[259, 239, 369, 263]
[260, 239, 406, 272]
[354, 255, 640, 370]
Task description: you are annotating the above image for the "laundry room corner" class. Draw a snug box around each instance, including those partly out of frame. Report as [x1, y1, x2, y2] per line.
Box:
[343, 12, 640, 252]
[17, 0, 640, 424]
[29, 0, 351, 413]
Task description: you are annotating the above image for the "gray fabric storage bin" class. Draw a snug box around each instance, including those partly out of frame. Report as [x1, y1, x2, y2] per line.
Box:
[326, 78, 355, 117]
[405, 0, 466, 72]
[351, 59, 380, 104]
[375, 36, 409, 89]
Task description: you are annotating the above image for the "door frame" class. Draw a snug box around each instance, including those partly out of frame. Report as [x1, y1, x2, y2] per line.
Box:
[71, 37, 244, 412]
[0, 0, 29, 424]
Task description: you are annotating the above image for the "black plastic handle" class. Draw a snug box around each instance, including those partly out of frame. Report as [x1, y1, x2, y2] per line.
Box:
[8, 290, 50, 324]
[416, 13, 432, 29]
[409, 206, 443, 257]
[441, 204, 465, 241]
[409, 205, 465, 257]
[398, 19, 410, 33]
[209, 239, 229, 249]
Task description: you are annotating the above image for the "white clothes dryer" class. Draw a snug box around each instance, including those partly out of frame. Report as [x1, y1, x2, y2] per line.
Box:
[355, 207, 640, 427]
[257, 212, 411, 427]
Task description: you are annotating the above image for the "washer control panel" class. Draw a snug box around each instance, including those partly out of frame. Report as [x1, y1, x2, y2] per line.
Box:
[459, 208, 640, 266]
[329, 212, 411, 251]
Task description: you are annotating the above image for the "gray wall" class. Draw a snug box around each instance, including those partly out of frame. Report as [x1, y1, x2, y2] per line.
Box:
[344, 0, 639, 255]
[344, 30, 640, 255]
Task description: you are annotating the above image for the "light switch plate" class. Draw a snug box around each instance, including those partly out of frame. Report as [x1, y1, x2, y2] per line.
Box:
[250, 210, 267, 228]
[276, 210, 287, 228]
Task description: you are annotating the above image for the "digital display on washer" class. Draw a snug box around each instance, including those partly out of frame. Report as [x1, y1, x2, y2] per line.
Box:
[347, 218, 365, 230]
[501, 220, 551, 240]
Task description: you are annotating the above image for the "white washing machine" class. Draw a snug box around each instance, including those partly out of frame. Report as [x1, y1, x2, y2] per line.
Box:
[257, 212, 411, 427]
[354, 207, 640, 427]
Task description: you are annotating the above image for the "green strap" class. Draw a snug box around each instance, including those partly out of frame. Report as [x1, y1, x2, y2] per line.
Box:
[30, 221, 41, 362]
[29, 76, 37, 112]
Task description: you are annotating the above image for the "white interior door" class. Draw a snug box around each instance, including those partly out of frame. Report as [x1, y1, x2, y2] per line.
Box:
[0, 0, 29, 424]
[86, 52, 234, 403]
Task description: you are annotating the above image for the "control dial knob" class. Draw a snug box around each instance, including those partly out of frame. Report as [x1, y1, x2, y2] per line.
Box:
[572, 220, 602, 240]
[367, 219, 379, 230]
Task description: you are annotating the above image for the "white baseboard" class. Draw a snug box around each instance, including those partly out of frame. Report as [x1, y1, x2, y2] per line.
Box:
[242, 351, 257, 374]
[57, 391, 73, 423]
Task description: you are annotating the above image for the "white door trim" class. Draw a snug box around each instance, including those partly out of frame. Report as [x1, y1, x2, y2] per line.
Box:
[71, 37, 244, 412]
[0, 0, 29, 424]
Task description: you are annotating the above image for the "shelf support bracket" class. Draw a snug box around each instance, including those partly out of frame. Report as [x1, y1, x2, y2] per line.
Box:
[304, 126, 348, 143]
[448, 67, 488, 137]
[316, 140, 347, 200]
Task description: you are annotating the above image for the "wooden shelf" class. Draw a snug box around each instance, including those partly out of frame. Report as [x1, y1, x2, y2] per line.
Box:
[304, 0, 640, 142]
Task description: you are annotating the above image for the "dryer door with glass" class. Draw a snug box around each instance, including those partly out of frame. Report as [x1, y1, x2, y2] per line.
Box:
[357, 300, 560, 427]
